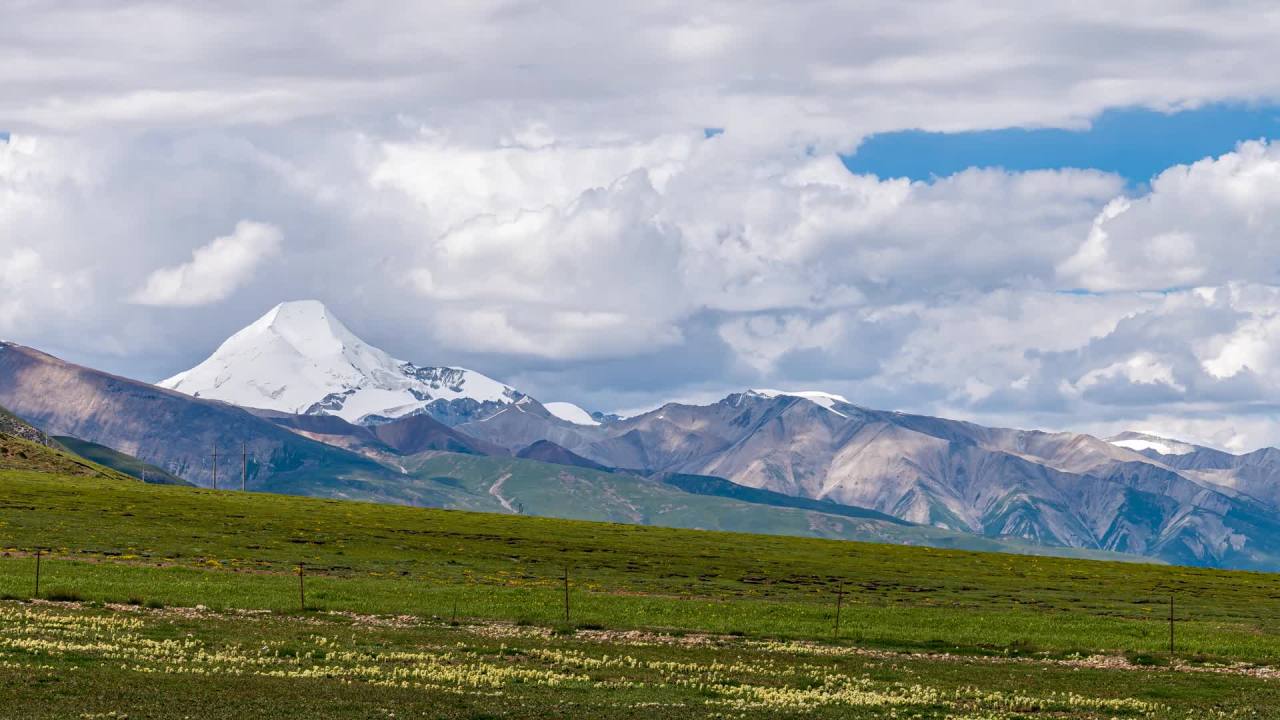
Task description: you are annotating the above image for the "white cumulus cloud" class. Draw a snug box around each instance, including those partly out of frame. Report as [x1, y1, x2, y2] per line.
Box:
[1059, 140, 1280, 291]
[130, 221, 282, 307]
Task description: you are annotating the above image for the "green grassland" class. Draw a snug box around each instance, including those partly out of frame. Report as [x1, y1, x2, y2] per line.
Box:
[3, 468, 1280, 717]
[2, 468, 1279, 658]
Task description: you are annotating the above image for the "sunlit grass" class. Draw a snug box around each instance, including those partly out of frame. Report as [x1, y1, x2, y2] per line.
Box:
[2, 467, 1280, 665]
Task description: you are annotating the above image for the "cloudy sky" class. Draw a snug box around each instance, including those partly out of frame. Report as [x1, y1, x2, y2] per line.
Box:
[4, 2, 1280, 450]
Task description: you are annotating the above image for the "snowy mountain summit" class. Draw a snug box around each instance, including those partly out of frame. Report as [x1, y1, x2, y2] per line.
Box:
[159, 300, 524, 425]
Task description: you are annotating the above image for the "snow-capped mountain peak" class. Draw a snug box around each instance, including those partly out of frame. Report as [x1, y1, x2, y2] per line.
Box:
[159, 300, 524, 425]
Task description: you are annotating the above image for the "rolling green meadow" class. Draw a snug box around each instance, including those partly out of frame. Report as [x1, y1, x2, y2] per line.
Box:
[3, 467, 1280, 717]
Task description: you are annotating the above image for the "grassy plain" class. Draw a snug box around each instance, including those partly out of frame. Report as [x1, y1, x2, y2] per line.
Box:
[2, 468, 1280, 717]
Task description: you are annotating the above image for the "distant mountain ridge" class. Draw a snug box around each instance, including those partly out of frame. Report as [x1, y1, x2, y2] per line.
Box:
[0, 341, 1120, 560]
[516, 440, 612, 472]
[453, 389, 1280, 569]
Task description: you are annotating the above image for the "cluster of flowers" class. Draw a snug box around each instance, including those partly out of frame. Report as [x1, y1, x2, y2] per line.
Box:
[0, 602, 1174, 717]
[489, 632, 1170, 717]
[954, 688, 1165, 714]
[0, 605, 585, 695]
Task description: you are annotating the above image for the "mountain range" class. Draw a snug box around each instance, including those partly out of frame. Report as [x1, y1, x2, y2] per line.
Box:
[5, 300, 1280, 570]
[2, 338, 1104, 557]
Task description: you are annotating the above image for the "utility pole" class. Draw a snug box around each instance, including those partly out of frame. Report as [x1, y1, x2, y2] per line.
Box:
[34, 549, 41, 598]
[241, 442, 247, 491]
[1169, 594, 1175, 657]
[211, 445, 218, 490]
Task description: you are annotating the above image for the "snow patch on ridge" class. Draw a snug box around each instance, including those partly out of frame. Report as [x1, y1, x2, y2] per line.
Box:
[1107, 431, 1197, 456]
[1111, 438, 1184, 455]
[749, 389, 850, 417]
[544, 401, 601, 426]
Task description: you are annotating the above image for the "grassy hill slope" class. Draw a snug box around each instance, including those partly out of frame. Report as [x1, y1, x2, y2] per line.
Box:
[53, 436, 191, 485]
[0, 434, 136, 482]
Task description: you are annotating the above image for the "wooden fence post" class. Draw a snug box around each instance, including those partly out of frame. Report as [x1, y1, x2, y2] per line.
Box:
[34, 549, 41, 598]
[563, 564, 570, 624]
[834, 580, 844, 640]
[298, 563, 306, 611]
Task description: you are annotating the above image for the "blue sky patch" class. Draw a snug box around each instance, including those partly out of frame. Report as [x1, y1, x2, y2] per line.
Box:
[843, 103, 1280, 186]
